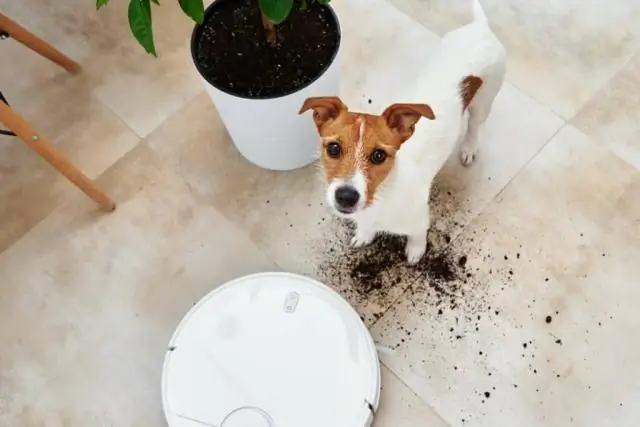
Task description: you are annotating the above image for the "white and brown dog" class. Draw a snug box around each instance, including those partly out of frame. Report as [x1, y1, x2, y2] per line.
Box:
[299, 0, 506, 264]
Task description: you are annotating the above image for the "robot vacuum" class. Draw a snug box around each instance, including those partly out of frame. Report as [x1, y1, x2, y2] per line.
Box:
[162, 272, 381, 427]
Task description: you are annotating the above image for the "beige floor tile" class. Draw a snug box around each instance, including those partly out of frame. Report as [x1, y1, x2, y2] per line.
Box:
[572, 52, 640, 170]
[333, 0, 441, 112]
[388, 0, 640, 118]
[1, 0, 202, 138]
[89, 44, 203, 138]
[0, 0, 196, 61]
[0, 2, 97, 95]
[0, 73, 139, 254]
[144, 92, 279, 203]
[375, 364, 450, 427]
[0, 37, 69, 97]
[371, 125, 640, 426]
[428, 82, 562, 242]
[0, 144, 277, 426]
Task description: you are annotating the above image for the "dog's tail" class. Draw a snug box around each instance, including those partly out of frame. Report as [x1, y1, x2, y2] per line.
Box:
[471, 0, 488, 24]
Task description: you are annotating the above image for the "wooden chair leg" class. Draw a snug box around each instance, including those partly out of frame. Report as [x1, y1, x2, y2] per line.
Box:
[0, 12, 80, 73]
[0, 101, 116, 212]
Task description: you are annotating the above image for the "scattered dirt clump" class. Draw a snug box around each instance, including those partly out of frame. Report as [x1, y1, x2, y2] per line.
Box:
[347, 235, 407, 293]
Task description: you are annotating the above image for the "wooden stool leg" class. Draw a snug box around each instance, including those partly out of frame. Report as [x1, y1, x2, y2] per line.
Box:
[0, 102, 115, 212]
[0, 12, 80, 73]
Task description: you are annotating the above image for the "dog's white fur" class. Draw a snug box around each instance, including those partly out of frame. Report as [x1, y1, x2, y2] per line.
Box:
[343, 0, 506, 264]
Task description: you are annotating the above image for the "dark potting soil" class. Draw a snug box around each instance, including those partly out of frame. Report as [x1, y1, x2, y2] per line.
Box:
[193, 0, 340, 98]
[344, 234, 461, 295]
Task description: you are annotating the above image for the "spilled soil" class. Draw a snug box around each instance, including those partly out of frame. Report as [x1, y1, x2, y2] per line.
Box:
[314, 180, 508, 324]
[311, 177, 611, 424]
[316, 222, 509, 326]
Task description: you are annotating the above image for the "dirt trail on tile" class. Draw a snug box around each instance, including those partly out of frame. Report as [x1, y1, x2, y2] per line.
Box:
[316, 180, 514, 329]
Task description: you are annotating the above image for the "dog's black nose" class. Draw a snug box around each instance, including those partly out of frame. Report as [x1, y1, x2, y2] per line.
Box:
[335, 186, 360, 209]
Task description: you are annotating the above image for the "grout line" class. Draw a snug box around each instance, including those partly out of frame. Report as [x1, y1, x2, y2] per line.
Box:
[94, 85, 204, 140]
[569, 51, 636, 123]
[92, 91, 143, 139]
[379, 359, 454, 427]
[568, 52, 640, 172]
[483, 121, 566, 205]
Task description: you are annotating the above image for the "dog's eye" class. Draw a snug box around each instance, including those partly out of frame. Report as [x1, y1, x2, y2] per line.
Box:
[369, 149, 387, 165]
[326, 142, 342, 158]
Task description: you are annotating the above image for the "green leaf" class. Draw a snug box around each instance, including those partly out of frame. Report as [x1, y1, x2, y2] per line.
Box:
[128, 0, 157, 56]
[259, 0, 294, 25]
[96, 0, 110, 10]
[179, 0, 205, 25]
[300, 0, 308, 11]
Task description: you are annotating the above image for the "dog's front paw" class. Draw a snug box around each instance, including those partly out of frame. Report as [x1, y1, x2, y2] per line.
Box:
[405, 238, 426, 265]
[350, 230, 376, 248]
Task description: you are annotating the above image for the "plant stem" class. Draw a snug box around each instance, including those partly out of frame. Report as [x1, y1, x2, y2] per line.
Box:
[260, 10, 277, 45]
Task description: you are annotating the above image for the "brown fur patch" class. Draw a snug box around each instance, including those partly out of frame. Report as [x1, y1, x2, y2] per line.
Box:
[460, 75, 483, 110]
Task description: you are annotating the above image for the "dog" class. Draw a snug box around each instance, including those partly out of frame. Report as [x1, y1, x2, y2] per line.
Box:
[298, 0, 506, 264]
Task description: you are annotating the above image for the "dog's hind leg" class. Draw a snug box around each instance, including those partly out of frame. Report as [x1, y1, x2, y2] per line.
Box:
[460, 100, 490, 166]
[458, 74, 490, 166]
[459, 73, 503, 166]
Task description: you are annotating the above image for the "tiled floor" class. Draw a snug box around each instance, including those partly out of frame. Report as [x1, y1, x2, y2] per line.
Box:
[1, 0, 639, 426]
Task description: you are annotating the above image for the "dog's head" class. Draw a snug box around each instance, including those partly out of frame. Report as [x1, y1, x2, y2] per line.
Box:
[299, 96, 435, 216]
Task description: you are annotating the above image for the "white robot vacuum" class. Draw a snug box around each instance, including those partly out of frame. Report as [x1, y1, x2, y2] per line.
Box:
[162, 272, 381, 427]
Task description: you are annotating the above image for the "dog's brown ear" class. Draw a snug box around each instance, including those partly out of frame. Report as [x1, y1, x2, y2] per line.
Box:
[299, 96, 347, 130]
[382, 103, 435, 140]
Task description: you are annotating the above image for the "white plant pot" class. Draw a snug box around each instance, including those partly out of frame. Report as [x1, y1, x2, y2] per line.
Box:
[190, 7, 341, 171]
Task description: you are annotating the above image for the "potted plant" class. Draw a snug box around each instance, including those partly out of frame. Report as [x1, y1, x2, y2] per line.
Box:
[98, 0, 341, 171]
